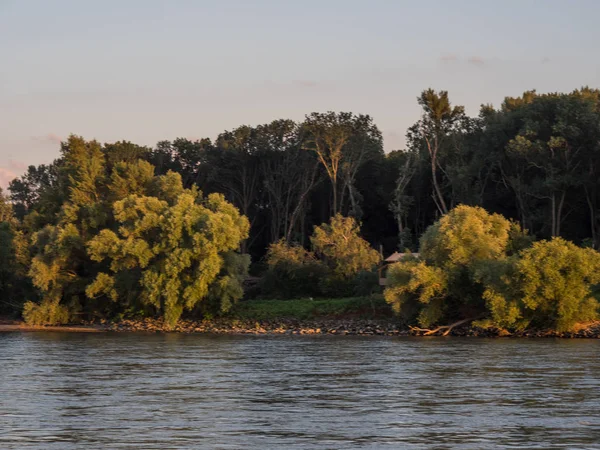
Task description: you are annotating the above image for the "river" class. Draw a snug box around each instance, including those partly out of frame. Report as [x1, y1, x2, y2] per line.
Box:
[1, 332, 599, 449]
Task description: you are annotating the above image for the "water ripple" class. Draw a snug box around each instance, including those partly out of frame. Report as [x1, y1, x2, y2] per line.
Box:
[1, 333, 600, 449]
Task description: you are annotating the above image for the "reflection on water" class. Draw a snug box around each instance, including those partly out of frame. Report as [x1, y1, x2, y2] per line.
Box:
[1, 332, 600, 449]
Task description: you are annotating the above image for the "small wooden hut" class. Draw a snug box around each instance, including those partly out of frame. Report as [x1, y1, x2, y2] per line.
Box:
[378, 252, 420, 286]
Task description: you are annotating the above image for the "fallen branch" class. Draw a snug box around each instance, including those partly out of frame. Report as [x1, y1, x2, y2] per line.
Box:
[409, 316, 480, 336]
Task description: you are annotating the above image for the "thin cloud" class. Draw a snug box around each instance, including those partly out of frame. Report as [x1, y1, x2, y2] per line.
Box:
[8, 159, 27, 171]
[439, 54, 459, 63]
[541, 56, 551, 64]
[32, 133, 62, 144]
[467, 56, 485, 66]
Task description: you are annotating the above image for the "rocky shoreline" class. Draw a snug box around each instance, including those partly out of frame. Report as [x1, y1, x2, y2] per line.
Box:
[3, 317, 600, 338]
[99, 317, 600, 338]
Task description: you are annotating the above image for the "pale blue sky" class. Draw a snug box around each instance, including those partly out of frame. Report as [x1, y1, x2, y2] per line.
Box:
[2, 0, 600, 188]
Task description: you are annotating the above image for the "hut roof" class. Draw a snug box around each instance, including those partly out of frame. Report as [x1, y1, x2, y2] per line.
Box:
[385, 252, 420, 262]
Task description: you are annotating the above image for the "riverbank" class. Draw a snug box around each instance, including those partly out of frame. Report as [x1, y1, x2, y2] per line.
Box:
[0, 323, 102, 332]
[3, 318, 600, 338]
[3, 297, 600, 337]
[99, 317, 600, 338]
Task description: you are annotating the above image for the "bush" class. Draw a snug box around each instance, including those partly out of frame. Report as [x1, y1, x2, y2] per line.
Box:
[22, 299, 70, 326]
[259, 239, 328, 299]
[311, 214, 380, 278]
[385, 205, 600, 333]
[352, 270, 381, 297]
[513, 238, 600, 331]
[384, 206, 523, 327]
[420, 205, 515, 267]
[384, 206, 523, 329]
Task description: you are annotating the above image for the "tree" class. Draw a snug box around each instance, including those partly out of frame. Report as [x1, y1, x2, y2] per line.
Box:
[303, 112, 382, 217]
[24, 136, 108, 325]
[384, 206, 525, 333]
[9, 162, 63, 222]
[420, 205, 516, 268]
[103, 141, 152, 172]
[86, 177, 249, 328]
[256, 120, 322, 244]
[503, 94, 585, 238]
[260, 239, 327, 299]
[338, 114, 383, 218]
[303, 112, 350, 216]
[389, 151, 416, 250]
[0, 189, 29, 316]
[407, 89, 466, 215]
[518, 239, 600, 331]
[311, 214, 380, 279]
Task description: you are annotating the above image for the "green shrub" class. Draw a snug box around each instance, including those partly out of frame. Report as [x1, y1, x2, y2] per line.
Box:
[259, 239, 328, 299]
[510, 238, 599, 331]
[22, 299, 70, 326]
[352, 270, 381, 297]
[311, 214, 380, 278]
[385, 205, 600, 333]
[384, 205, 523, 329]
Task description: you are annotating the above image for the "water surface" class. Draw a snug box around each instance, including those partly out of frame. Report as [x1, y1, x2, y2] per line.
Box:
[1, 332, 599, 449]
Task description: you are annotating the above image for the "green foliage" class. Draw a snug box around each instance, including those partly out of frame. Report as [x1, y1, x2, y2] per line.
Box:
[420, 205, 514, 268]
[311, 214, 380, 278]
[516, 239, 600, 331]
[385, 204, 600, 333]
[385, 206, 520, 329]
[352, 270, 380, 297]
[108, 160, 155, 201]
[204, 251, 251, 314]
[260, 239, 327, 299]
[261, 218, 380, 299]
[231, 296, 391, 321]
[384, 259, 447, 326]
[20, 136, 251, 327]
[87, 175, 250, 328]
[475, 239, 600, 332]
[0, 190, 33, 316]
[22, 299, 70, 326]
[8, 88, 600, 332]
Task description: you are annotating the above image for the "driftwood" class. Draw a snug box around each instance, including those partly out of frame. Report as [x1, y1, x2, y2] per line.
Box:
[409, 317, 479, 336]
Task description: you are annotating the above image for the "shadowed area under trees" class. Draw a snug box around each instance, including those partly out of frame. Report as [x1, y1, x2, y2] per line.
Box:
[2, 89, 600, 332]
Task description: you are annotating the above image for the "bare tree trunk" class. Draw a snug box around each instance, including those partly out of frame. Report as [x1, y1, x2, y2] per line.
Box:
[585, 186, 598, 249]
[285, 160, 320, 242]
[425, 136, 448, 215]
[556, 191, 566, 237]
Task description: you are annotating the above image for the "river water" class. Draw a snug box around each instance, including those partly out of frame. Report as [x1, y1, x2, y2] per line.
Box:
[1, 333, 599, 449]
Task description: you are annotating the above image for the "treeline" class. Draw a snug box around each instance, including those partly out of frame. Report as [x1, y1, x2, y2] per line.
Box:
[2, 87, 600, 328]
[9, 88, 600, 256]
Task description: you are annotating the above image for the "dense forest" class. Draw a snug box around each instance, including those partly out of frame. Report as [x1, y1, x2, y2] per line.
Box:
[2, 87, 600, 329]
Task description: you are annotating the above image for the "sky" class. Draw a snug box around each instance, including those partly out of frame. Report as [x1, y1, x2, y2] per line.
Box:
[2, 0, 600, 189]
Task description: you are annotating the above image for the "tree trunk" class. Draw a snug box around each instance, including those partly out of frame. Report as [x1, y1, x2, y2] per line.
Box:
[425, 136, 448, 215]
[585, 186, 598, 249]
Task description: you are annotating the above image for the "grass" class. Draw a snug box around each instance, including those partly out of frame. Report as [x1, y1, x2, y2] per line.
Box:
[229, 295, 392, 321]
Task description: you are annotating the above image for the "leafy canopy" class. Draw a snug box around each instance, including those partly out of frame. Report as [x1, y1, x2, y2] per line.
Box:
[311, 214, 380, 279]
[87, 184, 249, 328]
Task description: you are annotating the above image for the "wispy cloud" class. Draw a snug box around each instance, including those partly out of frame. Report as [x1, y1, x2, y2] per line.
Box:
[541, 56, 551, 64]
[439, 54, 459, 63]
[467, 56, 485, 66]
[31, 133, 62, 144]
[8, 159, 27, 171]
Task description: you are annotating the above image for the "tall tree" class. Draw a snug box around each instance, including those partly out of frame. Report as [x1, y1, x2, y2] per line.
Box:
[304, 112, 382, 217]
[407, 89, 466, 215]
[87, 179, 249, 328]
